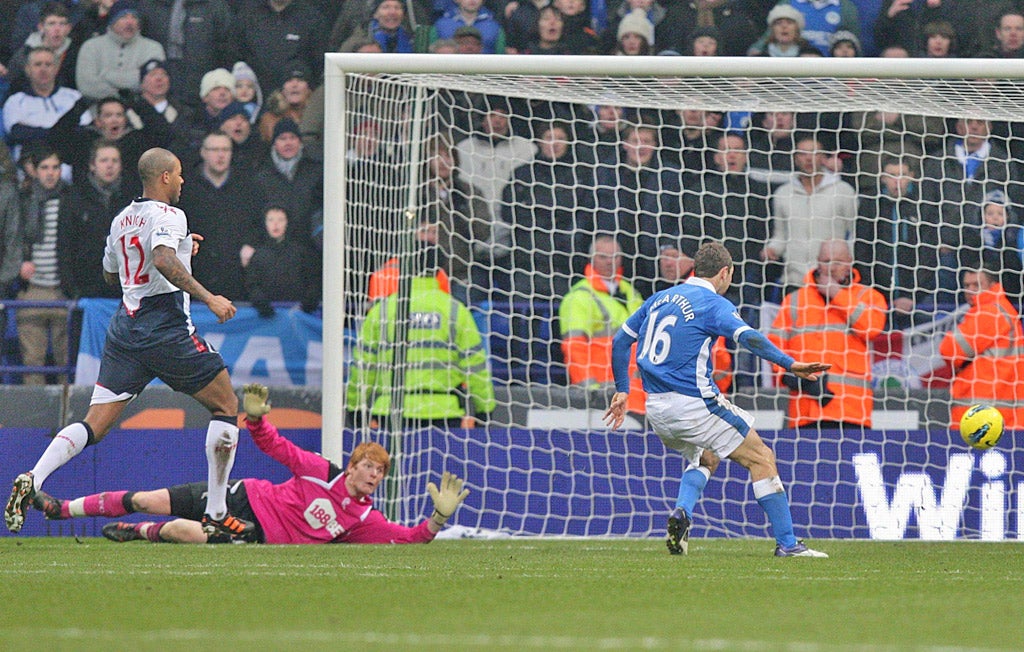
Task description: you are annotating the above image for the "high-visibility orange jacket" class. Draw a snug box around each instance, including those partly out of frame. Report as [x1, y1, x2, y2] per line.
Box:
[769, 269, 887, 428]
[939, 282, 1024, 429]
[712, 336, 732, 394]
[367, 257, 450, 301]
[560, 264, 646, 412]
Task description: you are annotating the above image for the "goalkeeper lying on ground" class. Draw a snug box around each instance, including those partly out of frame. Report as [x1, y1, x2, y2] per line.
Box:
[30, 384, 470, 544]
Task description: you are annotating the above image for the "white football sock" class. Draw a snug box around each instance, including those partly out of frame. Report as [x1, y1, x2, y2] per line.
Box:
[204, 419, 238, 519]
[31, 422, 90, 490]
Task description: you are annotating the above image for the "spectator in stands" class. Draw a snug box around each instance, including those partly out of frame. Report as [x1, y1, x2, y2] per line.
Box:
[980, 8, 1024, 59]
[327, 0, 431, 54]
[919, 117, 1020, 306]
[232, 61, 262, 124]
[173, 66, 235, 157]
[752, 0, 859, 57]
[7, 2, 78, 94]
[521, 7, 572, 55]
[682, 132, 771, 310]
[137, 58, 183, 128]
[669, 0, 760, 57]
[366, 219, 450, 303]
[505, 0, 551, 52]
[934, 266, 1024, 429]
[0, 154, 19, 302]
[346, 246, 496, 429]
[595, 122, 682, 292]
[75, 0, 165, 102]
[432, 0, 507, 53]
[254, 118, 322, 249]
[874, 0, 975, 57]
[360, 0, 416, 53]
[878, 43, 909, 58]
[748, 4, 818, 57]
[216, 101, 265, 172]
[419, 133, 493, 304]
[842, 108, 943, 196]
[603, 0, 673, 56]
[2, 46, 82, 163]
[610, 8, 654, 55]
[745, 110, 796, 187]
[587, 104, 625, 163]
[16, 145, 73, 385]
[560, 234, 645, 410]
[662, 108, 723, 172]
[33, 384, 472, 544]
[454, 95, 529, 246]
[234, 0, 327, 92]
[258, 64, 313, 144]
[448, 24, 482, 52]
[686, 25, 720, 56]
[550, 0, 600, 54]
[70, 0, 119, 47]
[244, 205, 319, 318]
[10, 1, 85, 60]
[828, 29, 860, 57]
[63, 140, 128, 299]
[138, 0, 237, 107]
[769, 239, 886, 431]
[855, 156, 938, 329]
[920, 20, 958, 58]
[762, 132, 858, 295]
[178, 131, 266, 301]
[49, 93, 172, 193]
[970, 189, 1024, 304]
[503, 120, 595, 301]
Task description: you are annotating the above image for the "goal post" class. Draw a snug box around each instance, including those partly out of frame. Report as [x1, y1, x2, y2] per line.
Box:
[322, 54, 1024, 539]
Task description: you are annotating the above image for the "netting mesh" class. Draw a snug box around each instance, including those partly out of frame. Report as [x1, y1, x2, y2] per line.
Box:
[331, 64, 1023, 540]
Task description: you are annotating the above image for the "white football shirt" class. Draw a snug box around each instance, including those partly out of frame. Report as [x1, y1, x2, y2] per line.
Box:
[102, 198, 194, 318]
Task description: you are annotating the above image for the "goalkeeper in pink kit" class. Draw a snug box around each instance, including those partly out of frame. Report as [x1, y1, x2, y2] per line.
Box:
[31, 385, 470, 544]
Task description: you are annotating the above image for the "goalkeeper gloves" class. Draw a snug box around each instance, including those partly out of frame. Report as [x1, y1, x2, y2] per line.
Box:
[427, 471, 470, 528]
[243, 383, 272, 421]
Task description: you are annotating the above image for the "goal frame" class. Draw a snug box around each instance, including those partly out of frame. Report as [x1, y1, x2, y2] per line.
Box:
[320, 53, 1024, 461]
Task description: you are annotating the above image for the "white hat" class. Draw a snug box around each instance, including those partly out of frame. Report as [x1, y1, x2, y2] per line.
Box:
[200, 67, 236, 99]
[618, 9, 655, 46]
[767, 4, 805, 30]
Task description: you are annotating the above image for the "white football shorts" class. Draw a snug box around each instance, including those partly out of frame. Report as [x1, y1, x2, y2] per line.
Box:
[645, 392, 755, 465]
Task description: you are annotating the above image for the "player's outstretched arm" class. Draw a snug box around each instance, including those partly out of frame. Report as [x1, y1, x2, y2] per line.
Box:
[790, 361, 831, 381]
[243, 383, 272, 422]
[426, 471, 470, 533]
[153, 244, 236, 323]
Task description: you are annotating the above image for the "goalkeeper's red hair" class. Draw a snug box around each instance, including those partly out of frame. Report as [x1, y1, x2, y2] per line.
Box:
[348, 442, 390, 476]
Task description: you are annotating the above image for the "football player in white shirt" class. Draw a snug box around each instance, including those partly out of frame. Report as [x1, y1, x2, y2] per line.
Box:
[5, 148, 253, 540]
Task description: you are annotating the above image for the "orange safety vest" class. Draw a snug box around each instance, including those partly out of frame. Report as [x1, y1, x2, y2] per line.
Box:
[939, 282, 1024, 429]
[367, 257, 450, 301]
[769, 269, 887, 428]
[560, 264, 646, 412]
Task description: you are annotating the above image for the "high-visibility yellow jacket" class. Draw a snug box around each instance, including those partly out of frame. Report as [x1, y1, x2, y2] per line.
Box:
[346, 276, 495, 420]
[769, 269, 887, 428]
[560, 264, 645, 411]
[940, 282, 1024, 429]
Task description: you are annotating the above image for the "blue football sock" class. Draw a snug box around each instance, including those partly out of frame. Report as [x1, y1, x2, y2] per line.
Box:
[675, 466, 710, 518]
[754, 483, 798, 548]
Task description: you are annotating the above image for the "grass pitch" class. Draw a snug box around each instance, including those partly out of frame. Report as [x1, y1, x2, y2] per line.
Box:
[0, 537, 1021, 651]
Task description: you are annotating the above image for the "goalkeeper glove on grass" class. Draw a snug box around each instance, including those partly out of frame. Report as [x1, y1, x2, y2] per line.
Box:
[243, 384, 272, 421]
[427, 471, 470, 528]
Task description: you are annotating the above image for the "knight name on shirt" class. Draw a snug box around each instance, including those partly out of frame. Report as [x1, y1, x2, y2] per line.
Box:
[118, 214, 147, 229]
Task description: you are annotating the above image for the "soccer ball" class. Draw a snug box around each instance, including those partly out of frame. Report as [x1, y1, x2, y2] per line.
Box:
[959, 405, 1005, 450]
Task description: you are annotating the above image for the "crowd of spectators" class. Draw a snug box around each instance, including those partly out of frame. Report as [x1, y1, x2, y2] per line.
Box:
[0, 0, 1023, 392]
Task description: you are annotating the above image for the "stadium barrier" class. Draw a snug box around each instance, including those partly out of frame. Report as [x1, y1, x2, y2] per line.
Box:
[3, 422, 1019, 541]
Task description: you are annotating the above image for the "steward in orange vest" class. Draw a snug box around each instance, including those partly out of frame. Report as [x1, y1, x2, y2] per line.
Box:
[939, 269, 1024, 429]
[769, 240, 887, 428]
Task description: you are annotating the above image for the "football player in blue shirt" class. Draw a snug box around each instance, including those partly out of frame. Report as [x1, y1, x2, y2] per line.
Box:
[604, 241, 830, 558]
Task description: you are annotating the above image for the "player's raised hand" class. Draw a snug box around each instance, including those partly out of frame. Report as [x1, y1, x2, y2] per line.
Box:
[603, 391, 629, 429]
[243, 384, 271, 421]
[791, 361, 831, 382]
[206, 295, 236, 323]
[189, 233, 204, 257]
[427, 471, 470, 528]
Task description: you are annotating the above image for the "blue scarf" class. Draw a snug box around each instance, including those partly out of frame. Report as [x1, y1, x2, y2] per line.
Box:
[370, 20, 414, 53]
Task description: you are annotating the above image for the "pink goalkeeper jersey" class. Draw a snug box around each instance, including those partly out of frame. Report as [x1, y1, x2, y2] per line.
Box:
[242, 418, 436, 545]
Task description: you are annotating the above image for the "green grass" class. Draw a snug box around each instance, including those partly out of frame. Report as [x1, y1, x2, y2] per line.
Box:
[1, 538, 1022, 651]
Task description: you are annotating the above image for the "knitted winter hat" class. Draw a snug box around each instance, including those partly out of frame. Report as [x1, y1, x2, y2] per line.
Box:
[200, 68, 235, 100]
[767, 4, 805, 30]
[617, 9, 655, 46]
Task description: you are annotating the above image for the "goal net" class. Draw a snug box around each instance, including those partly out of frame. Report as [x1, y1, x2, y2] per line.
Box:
[323, 54, 1024, 541]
